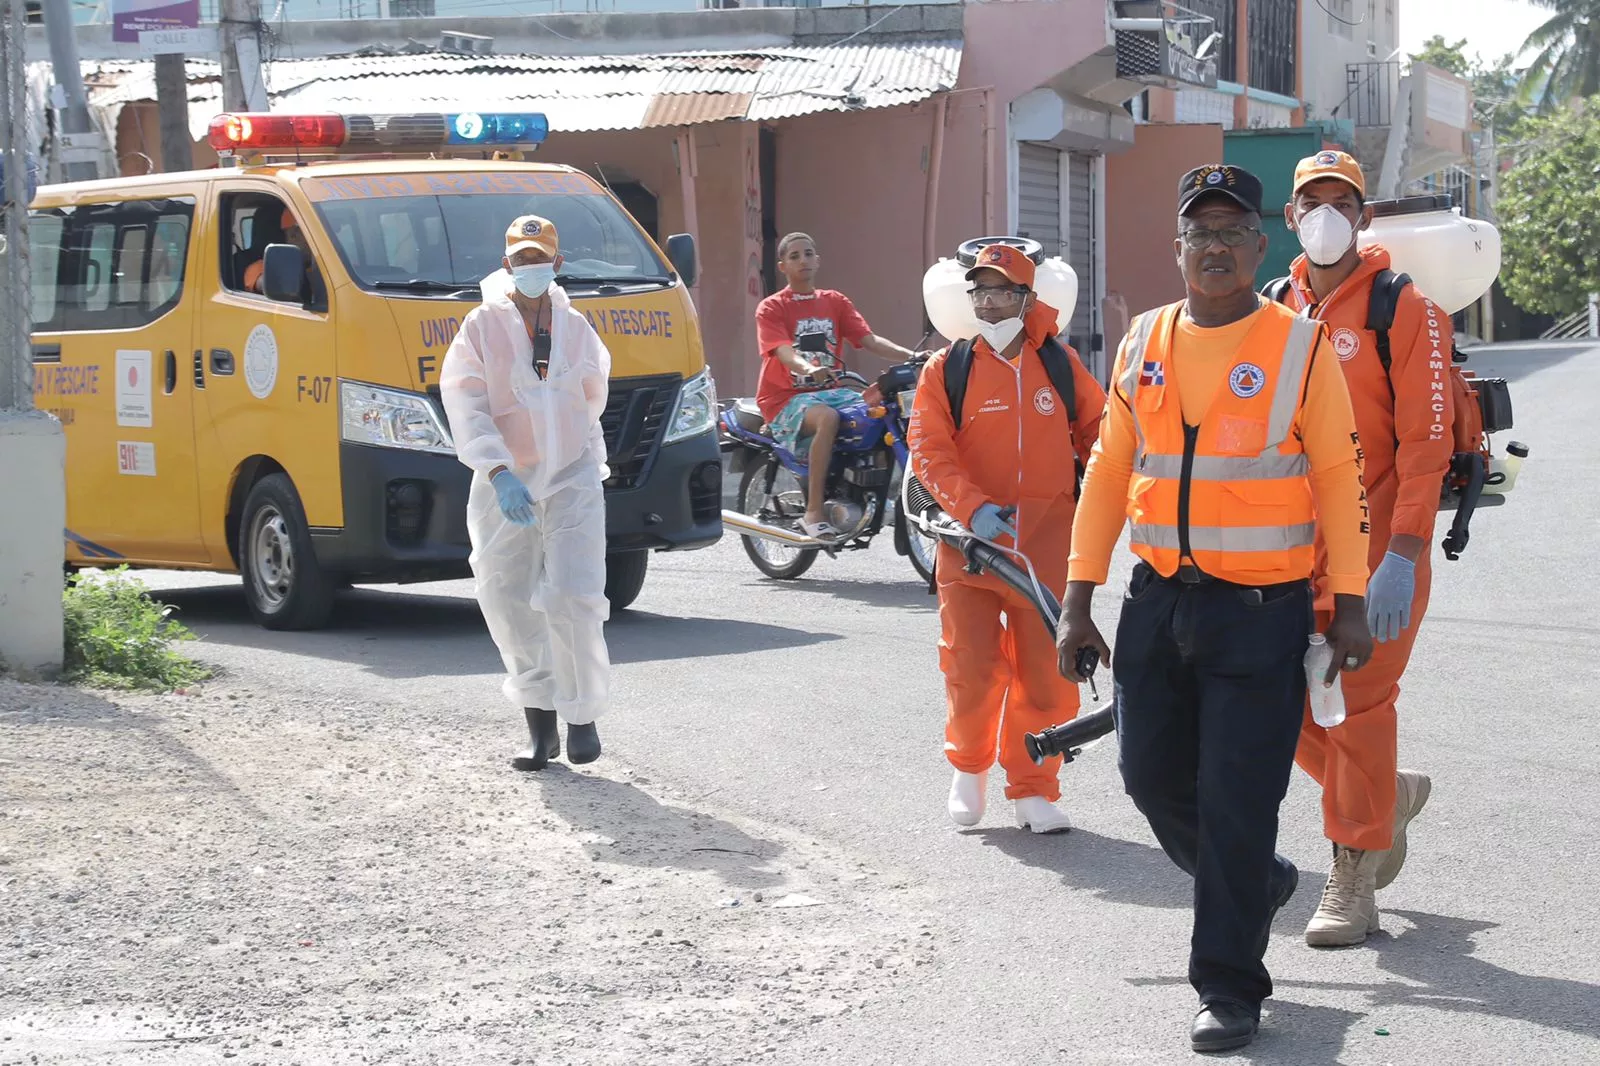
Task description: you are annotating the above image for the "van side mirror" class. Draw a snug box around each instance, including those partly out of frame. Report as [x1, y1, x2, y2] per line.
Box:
[665, 233, 697, 288]
[262, 243, 304, 303]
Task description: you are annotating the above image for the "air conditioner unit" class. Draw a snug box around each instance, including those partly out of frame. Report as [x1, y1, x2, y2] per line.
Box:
[441, 30, 493, 55]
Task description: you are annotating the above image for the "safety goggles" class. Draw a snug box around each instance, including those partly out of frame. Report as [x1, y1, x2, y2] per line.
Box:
[967, 285, 1028, 308]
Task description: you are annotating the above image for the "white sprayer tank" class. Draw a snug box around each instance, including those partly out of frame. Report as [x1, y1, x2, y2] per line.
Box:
[923, 236, 1078, 342]
[1357, 194, 1501, 316]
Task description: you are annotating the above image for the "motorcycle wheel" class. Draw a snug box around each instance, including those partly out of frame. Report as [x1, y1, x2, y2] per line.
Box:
[738, 457, 819, 580]
[897, 506, 938, 586]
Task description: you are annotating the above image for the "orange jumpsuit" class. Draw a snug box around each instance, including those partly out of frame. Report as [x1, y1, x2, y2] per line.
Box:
[1280, 246, 1455, 851]
[907, 303, 1107, 801]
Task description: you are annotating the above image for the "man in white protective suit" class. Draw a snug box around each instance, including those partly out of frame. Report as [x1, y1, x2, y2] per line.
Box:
[440, 214, 613, 770]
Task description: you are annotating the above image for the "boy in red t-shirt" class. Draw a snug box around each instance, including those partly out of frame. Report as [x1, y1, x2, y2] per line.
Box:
[755, 232, 921, 539]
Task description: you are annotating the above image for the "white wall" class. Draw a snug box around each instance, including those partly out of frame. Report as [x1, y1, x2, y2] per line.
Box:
[1300, 0, 1402, 122]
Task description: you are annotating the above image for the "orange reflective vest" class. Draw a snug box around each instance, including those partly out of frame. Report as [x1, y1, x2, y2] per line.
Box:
[1118, 302, 1324, 586]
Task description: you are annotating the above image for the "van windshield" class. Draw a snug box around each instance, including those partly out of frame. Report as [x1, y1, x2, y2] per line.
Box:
[303, 172, 669, 291]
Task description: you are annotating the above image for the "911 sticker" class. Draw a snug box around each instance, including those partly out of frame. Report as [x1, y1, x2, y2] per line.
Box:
[117, 441, 156, 477]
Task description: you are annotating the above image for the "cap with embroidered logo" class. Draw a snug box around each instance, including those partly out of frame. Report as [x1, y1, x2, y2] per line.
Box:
[504, 214, 559, 259]
[1177, 164, 1264, 217]
[1292, 149, 1366, 198]
[964, 243, 1036, 288]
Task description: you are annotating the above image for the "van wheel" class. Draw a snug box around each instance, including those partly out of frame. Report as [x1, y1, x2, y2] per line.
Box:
[240, 473, 336, 631]
[605, 550, 649, 612]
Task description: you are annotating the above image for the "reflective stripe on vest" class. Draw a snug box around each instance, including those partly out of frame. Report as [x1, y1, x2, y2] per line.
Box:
[1114, 302, 1321, 584]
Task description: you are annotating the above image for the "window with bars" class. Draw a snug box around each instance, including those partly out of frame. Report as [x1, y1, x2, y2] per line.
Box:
[1184, 0, 1237, 83]
[1325, 0, 1356, 40]
[1248, 0, 1297, 98]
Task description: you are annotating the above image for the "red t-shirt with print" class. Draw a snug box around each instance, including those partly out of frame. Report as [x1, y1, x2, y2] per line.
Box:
[754, 288, 873, 423]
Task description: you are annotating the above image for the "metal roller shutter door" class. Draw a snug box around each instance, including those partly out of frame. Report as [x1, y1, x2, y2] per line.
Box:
[1065, 152, 1095, 357]
[1016, 142, 1062, 260]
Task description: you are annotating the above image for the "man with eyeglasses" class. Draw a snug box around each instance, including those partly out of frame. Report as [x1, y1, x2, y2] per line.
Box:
[1054, 164, 1374, 1052]
[908, 243, 1105, 835]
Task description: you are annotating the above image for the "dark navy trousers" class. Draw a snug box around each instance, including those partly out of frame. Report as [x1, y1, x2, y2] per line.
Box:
[1112, 561, 1311, 1012]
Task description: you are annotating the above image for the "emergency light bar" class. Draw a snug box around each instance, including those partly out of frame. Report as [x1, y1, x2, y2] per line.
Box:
[207, 111, 550, 155]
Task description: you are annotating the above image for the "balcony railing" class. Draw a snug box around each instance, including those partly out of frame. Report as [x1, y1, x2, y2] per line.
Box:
[1344, 61, 1399, 127]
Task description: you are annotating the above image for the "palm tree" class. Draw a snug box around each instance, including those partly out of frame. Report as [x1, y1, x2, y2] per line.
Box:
[1518, 0, 1600, 109]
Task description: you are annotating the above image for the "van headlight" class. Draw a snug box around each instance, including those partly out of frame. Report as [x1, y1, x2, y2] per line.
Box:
[341, 381, 455, 454]
[664, 369, 717, 444]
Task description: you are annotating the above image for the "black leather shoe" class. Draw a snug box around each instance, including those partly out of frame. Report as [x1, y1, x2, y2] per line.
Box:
[510, 709, 560, 771]
[566, 722, 602, 765]
[1191, 1001, 1259, 1053]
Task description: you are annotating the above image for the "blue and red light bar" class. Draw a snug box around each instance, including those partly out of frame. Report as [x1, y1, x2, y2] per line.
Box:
[207, 111, 550, 155]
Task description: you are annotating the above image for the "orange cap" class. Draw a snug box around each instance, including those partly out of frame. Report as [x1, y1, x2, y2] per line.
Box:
[505, 214, 559, 259]
[1293, 150, 1366, 198]
[965, 243, 1036, 289]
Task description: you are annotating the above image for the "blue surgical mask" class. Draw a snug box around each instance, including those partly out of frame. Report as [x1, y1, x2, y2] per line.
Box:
[511, 263, 556, 298]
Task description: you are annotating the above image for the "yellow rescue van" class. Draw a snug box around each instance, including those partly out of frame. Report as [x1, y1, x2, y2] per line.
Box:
[29, 110, 723, 629]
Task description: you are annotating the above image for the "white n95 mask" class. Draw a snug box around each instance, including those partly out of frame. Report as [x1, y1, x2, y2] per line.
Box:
[1295, 204, 1356, 268]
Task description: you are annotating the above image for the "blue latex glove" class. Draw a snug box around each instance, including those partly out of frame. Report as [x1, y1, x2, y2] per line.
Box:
[971, 502, 1017, 542]
[491, 469, 537, 527]
[1366, 551, 1416, 643]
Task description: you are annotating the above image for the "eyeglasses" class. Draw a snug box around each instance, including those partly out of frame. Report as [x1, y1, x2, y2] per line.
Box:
[1179, 225, 1259, 250]
[967, 286, 1026, 307]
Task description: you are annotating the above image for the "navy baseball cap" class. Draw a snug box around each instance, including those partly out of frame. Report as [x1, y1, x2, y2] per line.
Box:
[1178, 164, 1265, 216]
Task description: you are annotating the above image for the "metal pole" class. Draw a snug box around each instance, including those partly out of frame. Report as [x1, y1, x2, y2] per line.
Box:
[41, 0, 99, 181]
[1, 0, 34, 412]
[1588, 292, 1598, 339]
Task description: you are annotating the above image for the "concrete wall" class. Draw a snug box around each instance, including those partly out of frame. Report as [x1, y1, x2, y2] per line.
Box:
[0, 413, 66, 679]
[1105, 122, 1224, 325]
[1299, 0, 1400, 123]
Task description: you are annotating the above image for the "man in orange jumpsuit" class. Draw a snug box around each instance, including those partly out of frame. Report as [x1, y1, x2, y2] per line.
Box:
[1273, 150, 1453, 947]
[908, 244, 1106, 834]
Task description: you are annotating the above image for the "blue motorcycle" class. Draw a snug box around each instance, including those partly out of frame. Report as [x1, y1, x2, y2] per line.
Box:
[719, 357, 938, 583]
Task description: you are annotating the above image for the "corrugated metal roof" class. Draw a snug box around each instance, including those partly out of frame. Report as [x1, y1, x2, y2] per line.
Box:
[82, 42, 961, 133]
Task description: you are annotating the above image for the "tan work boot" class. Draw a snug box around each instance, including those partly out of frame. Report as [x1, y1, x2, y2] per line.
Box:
[1305, 846, 1380, 947]
[1374, 770, 1433, 890]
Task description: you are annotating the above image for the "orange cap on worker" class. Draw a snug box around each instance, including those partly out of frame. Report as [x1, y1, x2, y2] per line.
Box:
[1293, 149, 1366, 198]
[965, 243, 1037, 288]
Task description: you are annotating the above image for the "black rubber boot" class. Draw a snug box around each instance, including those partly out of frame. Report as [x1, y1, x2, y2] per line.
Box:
[510, 708, 560, 771]
[566, 721, 602, 765]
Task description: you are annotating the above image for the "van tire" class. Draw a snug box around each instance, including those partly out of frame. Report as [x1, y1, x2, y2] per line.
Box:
[604, 550, 649, 613]
[239, 473, 336, 631]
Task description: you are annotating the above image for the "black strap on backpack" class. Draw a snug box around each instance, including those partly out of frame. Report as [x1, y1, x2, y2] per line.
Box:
[945, 333, 1077, 431]
[1260, 275, 1294, 305]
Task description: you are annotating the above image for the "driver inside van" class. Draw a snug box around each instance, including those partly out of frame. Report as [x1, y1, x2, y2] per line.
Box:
[243, 207, 319, 299]
[755, 232, 922, 541]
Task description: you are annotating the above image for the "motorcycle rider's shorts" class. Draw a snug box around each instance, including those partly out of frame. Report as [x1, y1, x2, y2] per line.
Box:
[770, 388, 861, 456]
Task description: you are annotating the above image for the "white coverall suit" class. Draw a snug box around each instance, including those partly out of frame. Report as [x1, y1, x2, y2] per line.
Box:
[439, 273, 613, 725]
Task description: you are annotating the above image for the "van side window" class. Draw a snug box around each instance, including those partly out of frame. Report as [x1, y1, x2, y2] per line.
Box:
[28, 214, 66, 329]
[52, 197, 196, 331]
[220, 191, 326, 310]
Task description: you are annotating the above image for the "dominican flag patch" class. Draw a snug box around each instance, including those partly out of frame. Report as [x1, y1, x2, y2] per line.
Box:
[1139, 360, 1165, 386]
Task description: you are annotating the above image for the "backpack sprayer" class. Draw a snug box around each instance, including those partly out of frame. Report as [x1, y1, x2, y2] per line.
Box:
[900, 472, 1116, 767]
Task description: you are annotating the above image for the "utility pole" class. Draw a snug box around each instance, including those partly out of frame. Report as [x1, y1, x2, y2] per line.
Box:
[41, 0, 99, 181]
[219, 0, 268, 113]
[154, 53, 192, 172]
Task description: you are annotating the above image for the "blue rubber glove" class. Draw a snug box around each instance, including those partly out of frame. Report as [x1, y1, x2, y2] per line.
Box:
[491, 469, 537, 528]
[971, 502, 1017, 542]
[1366, 551, 1416, 643]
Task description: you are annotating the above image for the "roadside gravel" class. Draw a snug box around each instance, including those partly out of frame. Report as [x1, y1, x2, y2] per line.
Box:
[0, 676, 936, 1065]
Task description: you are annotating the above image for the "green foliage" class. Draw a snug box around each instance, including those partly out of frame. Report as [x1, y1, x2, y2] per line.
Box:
[1412, 35, 1473, 77]
[62, 568, 211, 691]
[1497, 101, 1600, 315]
[1517, 0, 1600, 110]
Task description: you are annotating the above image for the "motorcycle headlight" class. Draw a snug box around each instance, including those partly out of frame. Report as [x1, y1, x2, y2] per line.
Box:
[340, 381, 455, 455]
[665, 369, 718, 444]
[896, 388, 917, 414]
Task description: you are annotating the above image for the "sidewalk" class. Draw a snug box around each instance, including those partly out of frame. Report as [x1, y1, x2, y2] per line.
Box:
[0, 677, 935, 1065]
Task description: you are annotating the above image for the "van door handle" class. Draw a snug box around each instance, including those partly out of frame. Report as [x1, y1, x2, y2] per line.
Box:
[164, 350, 177, 395]
[210, 348, 235, 375]
[31, 343, 62, 364]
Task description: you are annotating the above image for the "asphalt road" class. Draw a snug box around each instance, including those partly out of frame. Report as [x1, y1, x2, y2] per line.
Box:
[131, 339, 1600, 1065]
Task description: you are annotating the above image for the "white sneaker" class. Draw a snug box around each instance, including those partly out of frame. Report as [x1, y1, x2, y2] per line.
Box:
[947, 770, 987, 826]
[1013, 796, 1073, 834]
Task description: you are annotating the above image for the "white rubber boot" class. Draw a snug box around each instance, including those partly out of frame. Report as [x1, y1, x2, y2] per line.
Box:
[1013, 796, 1073, 834]
[947, 770, 987, 827]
